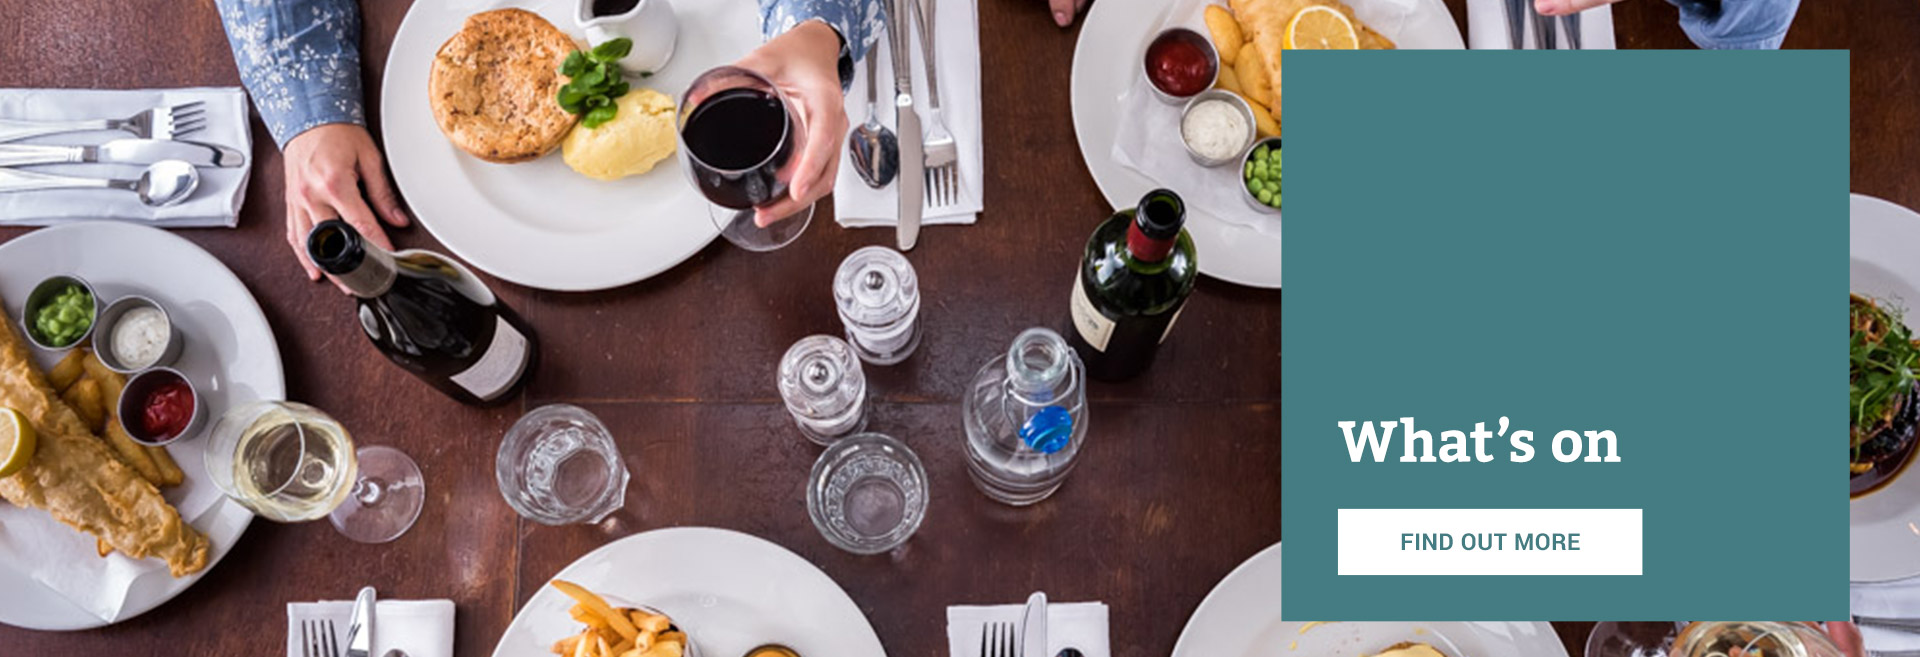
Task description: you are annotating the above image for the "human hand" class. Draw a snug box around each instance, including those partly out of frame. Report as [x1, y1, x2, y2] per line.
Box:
[733, 20, 848, 227]
[281, 123, 409, 281]
[1534, 0, 1624, 16]
[1049, 0, 1088, 27]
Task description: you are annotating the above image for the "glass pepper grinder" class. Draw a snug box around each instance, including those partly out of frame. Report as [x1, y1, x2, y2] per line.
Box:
[961, 327, 1089, 505]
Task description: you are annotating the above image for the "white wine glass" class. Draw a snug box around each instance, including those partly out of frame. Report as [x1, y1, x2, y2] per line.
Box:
[204, 401, 424, 544]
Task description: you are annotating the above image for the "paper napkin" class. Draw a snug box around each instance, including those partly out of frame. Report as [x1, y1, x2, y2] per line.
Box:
[0, 87, 251, 227]
[830, 0, 984, 227]
[1464, 0, 1616, 49]
[286, 599, 456, 657]
[947, 602, 1110, 657]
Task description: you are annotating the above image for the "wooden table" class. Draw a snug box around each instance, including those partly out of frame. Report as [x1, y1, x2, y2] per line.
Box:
[0, 1, 1899, 655]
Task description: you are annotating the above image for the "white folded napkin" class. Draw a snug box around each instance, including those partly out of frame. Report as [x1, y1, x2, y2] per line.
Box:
[286, 599, 456, 657]
[947, 602, 1110, 657]
[1854, 578, 1920, 651]
[831, 0, 984, 227]
[1465, 0, 1615, 49]
[0, 430, 241, 623]
[0, 87, 251, 227]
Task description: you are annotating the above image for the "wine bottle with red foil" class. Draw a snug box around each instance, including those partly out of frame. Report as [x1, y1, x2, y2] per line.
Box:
[1067, 188, 1198, 381]
[307, 220, 538, 406]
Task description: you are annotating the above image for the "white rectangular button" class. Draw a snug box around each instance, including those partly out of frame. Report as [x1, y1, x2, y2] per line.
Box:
[1337, 508, 1643, 576]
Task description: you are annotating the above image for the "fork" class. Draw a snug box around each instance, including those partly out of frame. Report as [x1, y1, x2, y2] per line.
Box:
[982, 621, 1017, 657]
[303, 619, 343, 657]
[0, 101, 207, 143]
[910, 0, 959, 210]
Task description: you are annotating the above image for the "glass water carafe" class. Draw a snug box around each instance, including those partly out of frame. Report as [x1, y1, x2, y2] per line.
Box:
[962, 327, 1089, 505]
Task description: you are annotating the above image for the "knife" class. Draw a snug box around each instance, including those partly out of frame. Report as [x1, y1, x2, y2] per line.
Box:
[1561, 11, 1582, 50]
[346, 586, 376, 657]
[1503, 0, 1526, 49]
[0, 139, 245, 168]
[1528, 0, 1557, 49]
[890, 0, 924, 251]
[1020, 591, 1047, 657]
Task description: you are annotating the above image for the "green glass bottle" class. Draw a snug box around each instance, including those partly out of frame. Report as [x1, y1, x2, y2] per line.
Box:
[1067, 188, 1199, 381]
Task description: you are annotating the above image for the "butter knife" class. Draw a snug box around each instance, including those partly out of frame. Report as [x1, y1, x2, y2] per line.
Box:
[1528, 0, 1557, 49]
[346, 586, 376, 657]
[0, 139, 245, 168]
[1020, 591, 1047, 657]
[1503, 0, 1526, 49]
[891, 0, 924, 250]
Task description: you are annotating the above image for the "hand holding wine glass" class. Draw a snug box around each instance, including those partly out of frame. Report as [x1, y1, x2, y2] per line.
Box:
[729, 19, 848, 228]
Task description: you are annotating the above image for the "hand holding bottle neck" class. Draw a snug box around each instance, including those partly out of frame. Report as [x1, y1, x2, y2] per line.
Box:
[308, 219, 398, 298]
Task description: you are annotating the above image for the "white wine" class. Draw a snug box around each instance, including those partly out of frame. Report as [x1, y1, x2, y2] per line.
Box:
[227, 407, 357, 522]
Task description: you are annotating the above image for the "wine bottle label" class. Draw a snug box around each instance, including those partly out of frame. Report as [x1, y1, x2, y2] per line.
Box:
[1070, 276, 1114, 352]
[1160, 304, 1186, 344]
[450, 316, 530, 401]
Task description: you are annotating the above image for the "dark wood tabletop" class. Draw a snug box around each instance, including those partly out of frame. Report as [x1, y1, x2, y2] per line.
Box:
[0, 0, 1901, 655]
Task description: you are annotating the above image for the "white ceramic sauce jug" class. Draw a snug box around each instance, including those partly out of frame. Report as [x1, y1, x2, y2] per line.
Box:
[576, 0, 679, 73]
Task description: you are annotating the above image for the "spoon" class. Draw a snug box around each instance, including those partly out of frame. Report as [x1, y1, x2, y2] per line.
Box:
[1057, 649, 1083, 657]
[847, 48, 898, 189]
[384, 650, 409, 657]
[0, 159, 200, 207]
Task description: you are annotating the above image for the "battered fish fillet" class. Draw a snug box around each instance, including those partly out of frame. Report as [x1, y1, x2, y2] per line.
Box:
[1230, 0, 1396, 132]
[0, 295, 208, 577]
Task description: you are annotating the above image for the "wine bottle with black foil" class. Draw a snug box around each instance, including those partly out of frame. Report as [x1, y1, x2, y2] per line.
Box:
[307, 220, 538, 406]
[1067, 188, 1198, 381]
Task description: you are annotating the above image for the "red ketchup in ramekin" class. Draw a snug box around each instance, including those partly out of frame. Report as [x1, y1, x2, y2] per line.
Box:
[1145, 31, 1215, 98]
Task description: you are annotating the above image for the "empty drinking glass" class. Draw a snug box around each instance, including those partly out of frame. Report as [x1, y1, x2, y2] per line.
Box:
[778, 335, 868, 444]
[834, 246, 921, 365]
[496, 404, 629, 525]
[807, 432, 928, 554]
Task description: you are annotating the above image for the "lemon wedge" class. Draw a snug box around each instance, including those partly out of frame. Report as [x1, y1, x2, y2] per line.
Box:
[0, 407, 35, 478]
[1287, 6, 1360, 50]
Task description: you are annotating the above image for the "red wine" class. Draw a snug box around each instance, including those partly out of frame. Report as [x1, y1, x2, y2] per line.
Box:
[1067, 189, 1199, 381]
[308, 220, 538, 406]
[682, 87, 792, 209]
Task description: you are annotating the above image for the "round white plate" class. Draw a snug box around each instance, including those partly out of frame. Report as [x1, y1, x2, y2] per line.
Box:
[1171, 543, 1567, 657]
[1850, 193, 1920, 582]
[0, 222, 283, 630]
[383, 0, 762, 292]
[493, 527, 886, 657]
[1070, 0, 1463, 289]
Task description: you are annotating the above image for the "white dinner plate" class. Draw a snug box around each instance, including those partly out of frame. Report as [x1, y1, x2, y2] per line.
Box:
[493, 527, 886, 657]
[383, 0, 763, 291]
[1850, 193, 1920, 582]
[0, 222, 282, 629]
[1070, 0, 1464, 289]
[1171, 543, 1568, 657]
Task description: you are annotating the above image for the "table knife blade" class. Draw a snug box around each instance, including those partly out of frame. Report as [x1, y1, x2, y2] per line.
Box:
[346, 586, 376, 657]
[891, 0, 924, 250]
[1020, 591, 1047, 657]
[0, 139, 245, 168]
[1504, 0, 1527, 49]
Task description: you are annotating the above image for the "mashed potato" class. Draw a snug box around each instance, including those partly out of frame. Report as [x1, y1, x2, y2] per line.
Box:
[561, 87, 678, 181]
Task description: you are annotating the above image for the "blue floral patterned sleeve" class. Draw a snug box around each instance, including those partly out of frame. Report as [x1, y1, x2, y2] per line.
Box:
[214, 0, 365, 148]
[762, 0, 888, 64]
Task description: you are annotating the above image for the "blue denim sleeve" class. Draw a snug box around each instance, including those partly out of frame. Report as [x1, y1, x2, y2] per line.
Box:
[215, 0, 366, 148]
[1669, 0, 1801, 49]
[761, 0, 888, 63]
